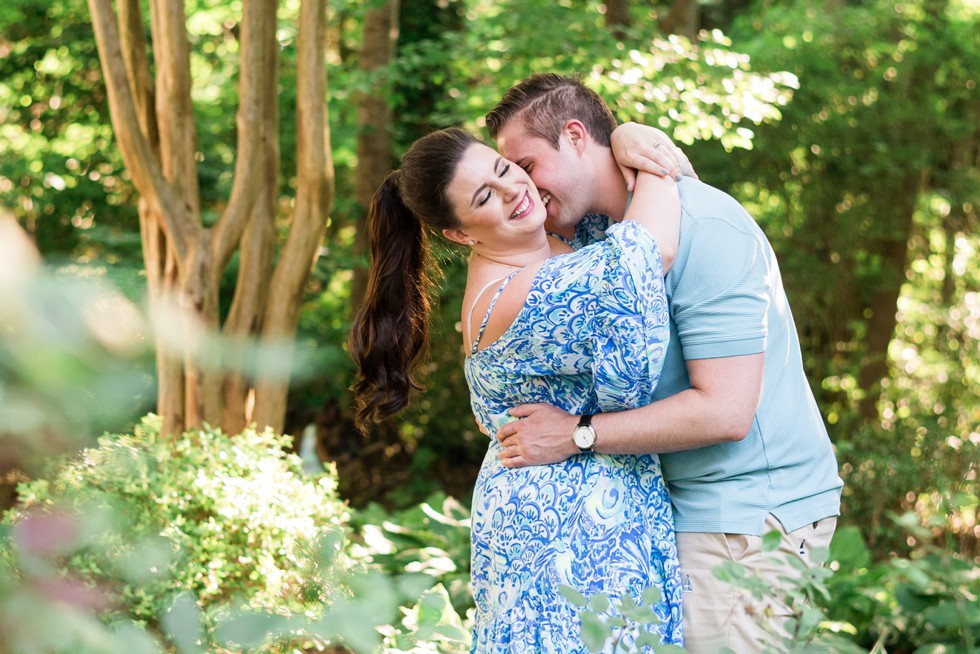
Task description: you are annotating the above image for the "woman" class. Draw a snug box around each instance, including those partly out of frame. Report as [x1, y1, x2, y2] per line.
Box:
[349, 127, 683, 650]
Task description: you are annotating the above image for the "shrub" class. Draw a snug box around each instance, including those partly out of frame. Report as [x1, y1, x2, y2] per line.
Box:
[352, 492, 473, 615]
[2, 415, 351, 638]
[351, 493, 474, 652]
[823, 516, 980, 653]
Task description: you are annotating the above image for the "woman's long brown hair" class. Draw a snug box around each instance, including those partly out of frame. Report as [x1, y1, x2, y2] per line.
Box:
[348, 128, 478, 431]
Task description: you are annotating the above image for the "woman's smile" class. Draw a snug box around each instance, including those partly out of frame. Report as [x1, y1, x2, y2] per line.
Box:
[509, 193, 532, 220]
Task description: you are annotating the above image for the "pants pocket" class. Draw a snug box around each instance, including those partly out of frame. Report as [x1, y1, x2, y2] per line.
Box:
[722, 531, 757, 562]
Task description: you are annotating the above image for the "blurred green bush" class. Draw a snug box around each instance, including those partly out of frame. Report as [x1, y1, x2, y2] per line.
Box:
[1, 417, 357, 650]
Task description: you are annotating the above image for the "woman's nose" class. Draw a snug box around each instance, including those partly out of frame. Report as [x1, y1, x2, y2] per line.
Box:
[497, 178, 521, 202]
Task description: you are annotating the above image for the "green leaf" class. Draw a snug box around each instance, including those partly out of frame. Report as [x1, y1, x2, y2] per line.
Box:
[214, 610, 298, 649]
[560, 585, 588, 608]
[828, 526, 871, 571]
[432, 623, 471, 643]
[621, 605, 659, 623]
[641, 586, 662, 607]
[796, 604, 824, 636]
[922, 600, 978, 628]
[579, 612, 610, 653]
[762, 528, 783, 552]
[160, 592, 205, 654]
[619, 594, 638, 612]
[634, 631, 663, 648]
[589, 592, 611, 613]
[713, 560, 747, 583]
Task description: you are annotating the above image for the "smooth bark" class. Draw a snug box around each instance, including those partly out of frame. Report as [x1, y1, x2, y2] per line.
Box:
[88, 0, 333, 436]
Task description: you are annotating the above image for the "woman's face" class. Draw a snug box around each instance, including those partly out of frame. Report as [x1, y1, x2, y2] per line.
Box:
[443, 143, 548, 250]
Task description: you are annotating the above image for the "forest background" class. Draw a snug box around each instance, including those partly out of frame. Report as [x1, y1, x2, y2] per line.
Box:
[0, 0, 978, 651]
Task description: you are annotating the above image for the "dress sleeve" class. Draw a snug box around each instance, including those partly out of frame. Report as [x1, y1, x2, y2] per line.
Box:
[587, 221, 670, 412]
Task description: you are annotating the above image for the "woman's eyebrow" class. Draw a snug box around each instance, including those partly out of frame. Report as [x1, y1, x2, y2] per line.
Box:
[471, 156, 504, 205]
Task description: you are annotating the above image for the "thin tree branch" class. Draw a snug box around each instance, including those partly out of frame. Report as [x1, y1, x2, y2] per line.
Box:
[213, 0, 278, 271]
[87, 0, 193, 259]
[117, 0, 158, 150]
[267, 0, 333, 332]
[148, 0, 201, 225]
[252, 0, 333, 432]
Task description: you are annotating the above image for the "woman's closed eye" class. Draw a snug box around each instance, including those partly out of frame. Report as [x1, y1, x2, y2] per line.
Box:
[477, 163, 514, 206]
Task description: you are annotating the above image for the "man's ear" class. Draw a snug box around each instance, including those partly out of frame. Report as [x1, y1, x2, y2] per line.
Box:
[562, 119, 589, 154]
[442, 228, 472, 246]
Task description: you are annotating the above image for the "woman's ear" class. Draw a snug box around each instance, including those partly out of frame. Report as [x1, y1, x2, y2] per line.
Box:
[442, 228, 473, 246]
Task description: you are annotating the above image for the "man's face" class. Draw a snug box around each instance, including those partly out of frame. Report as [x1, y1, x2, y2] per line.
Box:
[495, 119, 593, 239]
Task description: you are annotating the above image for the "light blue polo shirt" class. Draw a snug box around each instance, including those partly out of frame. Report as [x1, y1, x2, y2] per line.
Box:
[576, 178, 843, 535]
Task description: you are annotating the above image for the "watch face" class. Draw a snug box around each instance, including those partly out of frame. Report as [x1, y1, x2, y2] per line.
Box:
[573, 426, 595, 450]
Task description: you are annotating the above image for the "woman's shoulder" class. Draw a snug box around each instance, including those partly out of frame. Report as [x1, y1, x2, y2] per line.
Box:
[463, 262, 546, 354]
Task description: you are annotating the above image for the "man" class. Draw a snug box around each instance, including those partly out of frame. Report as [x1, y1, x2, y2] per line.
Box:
[487, 73, 843, 653]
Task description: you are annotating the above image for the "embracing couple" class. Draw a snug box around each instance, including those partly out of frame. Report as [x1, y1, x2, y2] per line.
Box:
[350, 74, 843, 653]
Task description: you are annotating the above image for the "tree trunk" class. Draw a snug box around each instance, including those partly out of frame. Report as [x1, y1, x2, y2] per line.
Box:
[88, 0, 332, 437]
[351, 0, 400, 308]
[854, 0, 946, 423]
[219, 0, 281, 433]
[855, 181, 919, 422]
[115, 0, 189, 437]
[251, 0, 334, 434]
[605, 0, 630, 40]
[659, 0, 699, 38]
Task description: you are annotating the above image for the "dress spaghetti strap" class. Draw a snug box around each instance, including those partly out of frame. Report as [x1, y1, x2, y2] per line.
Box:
[466, 271, 521, 355]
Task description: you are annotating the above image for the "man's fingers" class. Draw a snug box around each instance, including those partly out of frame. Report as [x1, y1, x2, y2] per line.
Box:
[498, 445, 529, 468]
[498, 441, 522, 463]
[508, 403, 542, 419]
[496, 422, 515, 441]
[618, 163, 637, 192]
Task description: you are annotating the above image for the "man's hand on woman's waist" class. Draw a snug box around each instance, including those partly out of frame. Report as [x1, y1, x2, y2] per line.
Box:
[496, 403, 579, 467]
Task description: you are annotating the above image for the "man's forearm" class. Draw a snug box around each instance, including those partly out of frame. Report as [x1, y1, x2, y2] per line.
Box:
[496, 353, 763, 466]
[591, 386, 750, 455]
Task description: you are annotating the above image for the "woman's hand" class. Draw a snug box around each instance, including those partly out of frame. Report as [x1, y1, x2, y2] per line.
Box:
[611, 122, 698, 192]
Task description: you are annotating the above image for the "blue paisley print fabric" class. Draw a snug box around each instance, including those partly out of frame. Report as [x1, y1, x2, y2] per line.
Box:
[465, 221, 684, 652]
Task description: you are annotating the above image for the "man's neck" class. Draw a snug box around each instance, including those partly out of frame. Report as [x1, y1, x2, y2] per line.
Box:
[594, 193, 629, 222]
[591, 156, 630, 221]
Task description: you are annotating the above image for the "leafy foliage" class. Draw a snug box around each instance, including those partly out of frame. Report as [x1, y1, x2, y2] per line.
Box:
[2, 416, 351, 628]
[0, 414, 459, 654]
[559, 584, 684, 653]
[0, 259, 154, 475]
[823, 518, 980, 653]
[352, 492, 473, 615]
[2, 3, 979, 649]
[0, 0, 135, 266]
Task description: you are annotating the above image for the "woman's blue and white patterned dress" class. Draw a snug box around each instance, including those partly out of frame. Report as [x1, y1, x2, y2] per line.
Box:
[465, 220, 684, 652]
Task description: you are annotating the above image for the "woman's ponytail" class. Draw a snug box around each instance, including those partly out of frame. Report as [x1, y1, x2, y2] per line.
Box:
[348, 127, 478, 431]
[349, 170, 433, 430]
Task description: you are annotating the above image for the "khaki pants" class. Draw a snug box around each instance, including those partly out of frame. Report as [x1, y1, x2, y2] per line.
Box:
[676, 514, 837, 653]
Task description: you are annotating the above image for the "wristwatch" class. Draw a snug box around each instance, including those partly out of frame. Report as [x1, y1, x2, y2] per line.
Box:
[572, 414, 596, 453]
